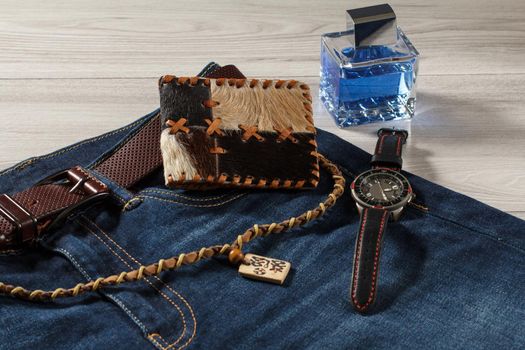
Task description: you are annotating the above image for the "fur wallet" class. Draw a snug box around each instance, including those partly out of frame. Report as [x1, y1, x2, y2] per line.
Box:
[158, 76, 319, 189]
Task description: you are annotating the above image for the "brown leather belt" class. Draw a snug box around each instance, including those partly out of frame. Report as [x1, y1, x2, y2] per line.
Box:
[0, 64, 245, 250]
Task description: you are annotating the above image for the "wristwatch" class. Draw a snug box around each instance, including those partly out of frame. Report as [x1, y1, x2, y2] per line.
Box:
[349, 128, 413, 313]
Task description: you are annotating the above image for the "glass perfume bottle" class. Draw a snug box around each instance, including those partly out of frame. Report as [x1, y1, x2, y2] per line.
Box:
[320, 4, 419, 127]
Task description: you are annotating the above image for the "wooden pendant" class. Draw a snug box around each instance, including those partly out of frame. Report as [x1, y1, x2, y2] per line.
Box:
[238, 254, 291, 285]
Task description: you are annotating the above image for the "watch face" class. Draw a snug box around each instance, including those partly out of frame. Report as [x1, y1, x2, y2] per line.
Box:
[351, 169, 411, 209]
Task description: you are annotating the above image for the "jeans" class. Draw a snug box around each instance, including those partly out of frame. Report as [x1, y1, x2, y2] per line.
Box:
[0, 109, 523, 350]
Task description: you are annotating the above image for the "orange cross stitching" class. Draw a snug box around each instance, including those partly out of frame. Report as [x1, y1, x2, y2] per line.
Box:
[166, 118, 190, 134]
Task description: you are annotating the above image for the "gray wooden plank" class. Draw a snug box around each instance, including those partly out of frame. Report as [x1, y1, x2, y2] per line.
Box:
[0, 73, 523, 217]
[0, 0, 524, 79]
[509, 212, 525, 220]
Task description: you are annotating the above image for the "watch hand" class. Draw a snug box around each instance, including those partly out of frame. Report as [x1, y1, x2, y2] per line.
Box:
[377, 182, 388, 201]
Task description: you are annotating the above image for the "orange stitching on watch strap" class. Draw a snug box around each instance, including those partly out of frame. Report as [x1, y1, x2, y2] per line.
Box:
[351, 209, 388, 311]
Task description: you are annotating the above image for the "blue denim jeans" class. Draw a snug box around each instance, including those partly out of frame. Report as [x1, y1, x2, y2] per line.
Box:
[0, 109, 523, 349]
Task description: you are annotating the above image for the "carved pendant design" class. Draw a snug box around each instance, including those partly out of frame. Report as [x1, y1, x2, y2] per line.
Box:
[238, 253, 291, 285]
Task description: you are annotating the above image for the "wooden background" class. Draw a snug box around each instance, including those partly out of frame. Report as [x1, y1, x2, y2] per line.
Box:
[0, 0, 524, 219]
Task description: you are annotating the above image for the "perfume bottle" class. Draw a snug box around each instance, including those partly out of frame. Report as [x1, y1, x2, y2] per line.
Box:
[320, 4, 419, 127]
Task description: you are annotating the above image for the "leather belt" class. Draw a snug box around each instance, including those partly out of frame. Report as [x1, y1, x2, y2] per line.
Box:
[0, 64, 246, 250]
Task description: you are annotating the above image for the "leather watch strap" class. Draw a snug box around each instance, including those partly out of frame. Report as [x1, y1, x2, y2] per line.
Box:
[0, 63, 246, 250]
[370, 128, 408, 170]
[350, 207, 389, 313]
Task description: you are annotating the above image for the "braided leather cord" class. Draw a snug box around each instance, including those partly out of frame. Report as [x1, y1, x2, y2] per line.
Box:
[0, 154, 345, 301]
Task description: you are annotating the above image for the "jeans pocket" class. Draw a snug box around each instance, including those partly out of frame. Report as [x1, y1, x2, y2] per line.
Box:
[53, 216, 199, 350]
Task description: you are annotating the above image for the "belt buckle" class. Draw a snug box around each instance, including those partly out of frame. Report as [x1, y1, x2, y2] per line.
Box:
[36, 166, 110, 230]
[0, 167, 110, 250]
[0, 194, 38, 246]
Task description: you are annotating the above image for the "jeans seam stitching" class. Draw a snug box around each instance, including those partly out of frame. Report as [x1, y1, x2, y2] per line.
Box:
[78, 220, 187, 346]
[80, 218, 196, 349]
[423, 211, 525, 254]
[86, 216, 198, 345]
[138, 193, 246, 207]
[138, 189, 237, 202]
[0, 118, 144, 177]
[84, 217, 197, 349]
[148, 334, 169, 350]
[88, 169, 131, 205]
[53, 247, 150, 335]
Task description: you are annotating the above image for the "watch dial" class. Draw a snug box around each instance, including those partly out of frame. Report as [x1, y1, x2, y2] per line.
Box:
[352, 169, 411, 208]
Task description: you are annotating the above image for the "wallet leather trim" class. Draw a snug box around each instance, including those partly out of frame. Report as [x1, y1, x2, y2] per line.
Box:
[159, 76, 319, 189]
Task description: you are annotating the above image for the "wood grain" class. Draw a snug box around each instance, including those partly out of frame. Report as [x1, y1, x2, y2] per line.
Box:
[0, 0, 524, 219]
[0, 0, 524, 78]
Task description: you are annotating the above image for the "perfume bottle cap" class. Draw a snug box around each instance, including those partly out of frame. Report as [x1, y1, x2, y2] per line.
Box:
[346, 3, 398, 47]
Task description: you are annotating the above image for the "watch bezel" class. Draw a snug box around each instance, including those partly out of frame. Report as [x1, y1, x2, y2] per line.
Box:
[350, 168, 412, 211]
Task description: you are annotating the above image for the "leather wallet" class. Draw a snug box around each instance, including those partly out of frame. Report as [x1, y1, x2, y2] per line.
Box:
[159, 75, 319, 189]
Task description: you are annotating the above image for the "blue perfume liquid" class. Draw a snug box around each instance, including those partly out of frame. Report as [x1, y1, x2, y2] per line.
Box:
[320, 30, 419, 127]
